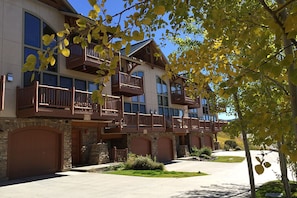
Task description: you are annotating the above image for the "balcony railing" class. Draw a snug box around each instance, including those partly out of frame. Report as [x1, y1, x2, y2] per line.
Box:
[16, 81, 122, 120]
[121, 112, 166, 132]
[166, 116, 227, 133]
[111, 72, 144, 96]
[66, 43, 110, 75]
[0, 75, 5, 111]
[171, 92, 200, 108]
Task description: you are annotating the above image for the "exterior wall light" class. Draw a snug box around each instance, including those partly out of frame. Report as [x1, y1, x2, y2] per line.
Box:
[6, 73, 13, 82]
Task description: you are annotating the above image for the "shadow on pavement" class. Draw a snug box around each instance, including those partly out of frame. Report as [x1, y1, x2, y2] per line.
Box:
[0, 173, 67, 187]
[172, 183, 251, 198]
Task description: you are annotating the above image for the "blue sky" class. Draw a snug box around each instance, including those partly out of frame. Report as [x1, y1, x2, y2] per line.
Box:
[67, 0, 235, 120]
[67, 0, 176, 57]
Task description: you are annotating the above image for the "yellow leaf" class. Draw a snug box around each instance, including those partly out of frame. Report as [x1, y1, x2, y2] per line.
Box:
[57, 31, 64, 38]
[42, 34, 55, 46]
[87, 33, 92, 43]
[142, 18, 152, 25]
[49, 56, 56, 66]
[106, 15, 112, 23]
[61, 48, 70, 57]
[64, 38, 69, 47]
[88, 0, 96, 6]
[88, 10, 98, 19]
[125, 43, 131, 56]
[93, 4, 100, 13]
[263, 162, 271, 168]
[76, 18, 87, 28]
[255, 164, 264, 175]
[154, 5, 166, 15]
[73, 36, 81, 44]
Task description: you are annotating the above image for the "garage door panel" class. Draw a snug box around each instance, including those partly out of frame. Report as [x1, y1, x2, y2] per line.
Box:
[130, 138, 151, 156]
[157, 137, 173, 162]
[8, 128, 61, 179]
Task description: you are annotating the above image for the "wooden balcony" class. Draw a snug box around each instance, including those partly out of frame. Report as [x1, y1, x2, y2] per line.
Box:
[16, 81, 122, 121]
[166, 116, 227, 134]
[111, 72, 144, 97]
[171, 92, 200, 108]
[106, 112, 166, 133]
[0, 75, 5, 111]
[66, 43, 110, 75]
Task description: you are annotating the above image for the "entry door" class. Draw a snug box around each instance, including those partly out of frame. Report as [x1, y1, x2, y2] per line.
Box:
[71, 129, 82, 166]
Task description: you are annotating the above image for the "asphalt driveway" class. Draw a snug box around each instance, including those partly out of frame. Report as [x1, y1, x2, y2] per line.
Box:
[0, 150, 290, 198]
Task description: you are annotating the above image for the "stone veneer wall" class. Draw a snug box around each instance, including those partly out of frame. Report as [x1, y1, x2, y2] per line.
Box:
[127, 132, 177, 160]
[0, 118, 71, 181]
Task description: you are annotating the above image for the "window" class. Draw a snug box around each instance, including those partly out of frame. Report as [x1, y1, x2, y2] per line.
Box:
[156, 76, 169, 116]
[75, 79, 86, 91]
[24, 12, 57, 87]
[124, 71, 146, 113]
[189, 108, 198, 118]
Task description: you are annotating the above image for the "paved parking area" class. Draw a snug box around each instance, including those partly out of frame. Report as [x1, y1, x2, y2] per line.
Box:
[0, 150, 288, 198]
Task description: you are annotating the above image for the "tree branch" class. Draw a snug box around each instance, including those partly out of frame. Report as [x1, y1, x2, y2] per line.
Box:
[258, 0, 297, 47]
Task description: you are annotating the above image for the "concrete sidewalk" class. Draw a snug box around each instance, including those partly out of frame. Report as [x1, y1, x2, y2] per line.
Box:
[0, 150, 287, 198]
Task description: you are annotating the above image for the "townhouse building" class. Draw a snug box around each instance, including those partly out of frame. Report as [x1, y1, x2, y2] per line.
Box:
[0, 0, 226, 180]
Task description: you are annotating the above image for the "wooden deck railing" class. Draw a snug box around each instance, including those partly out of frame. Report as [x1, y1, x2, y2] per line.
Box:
[0, 75, 5, 111]
[168, 116, 227, 132]
[16, 81, 122, 119]
[121, 112, 166, 132]
[111, 72, 144, 96]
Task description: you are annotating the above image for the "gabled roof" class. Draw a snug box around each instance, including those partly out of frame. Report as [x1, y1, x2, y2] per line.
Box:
[120, 39, 169, 69]
[120, 39, 152, 56]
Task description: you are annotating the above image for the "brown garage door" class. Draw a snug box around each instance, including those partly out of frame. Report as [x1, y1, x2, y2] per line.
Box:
[8, 127, 61, 179]
[191, 135, 201, 149]
[157, 137, 173, 162]
[130, 137, 151, 156]
[204, 135, 213, 149]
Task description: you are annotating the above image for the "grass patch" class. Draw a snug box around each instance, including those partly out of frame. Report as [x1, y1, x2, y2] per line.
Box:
[217, 132, 260, 150]
[256, 180, 297, 198]
[212, 156, 245, 163]
[105, 170, 207, 178]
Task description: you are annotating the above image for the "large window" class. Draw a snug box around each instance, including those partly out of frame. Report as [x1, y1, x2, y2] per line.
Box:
[24, 12, 57, 86]
[156, 76, 169, 116]
[124, 71, 146, 113]
[23, 12, 99, 92]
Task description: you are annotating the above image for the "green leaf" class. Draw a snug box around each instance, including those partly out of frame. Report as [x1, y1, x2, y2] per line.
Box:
[61, 48, 70, 57]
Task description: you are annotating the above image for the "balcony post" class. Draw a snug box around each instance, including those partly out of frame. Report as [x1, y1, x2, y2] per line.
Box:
[151, 113, 153, 130]
[1, 75, 5, 111]
[136, 112, 140, 131]
[34, 81, 39, 113]
[71, 87, 75, 115]
[120, 95, 124, 118]
[163, 115, 166, 130]
[182, 115, 184, 129]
